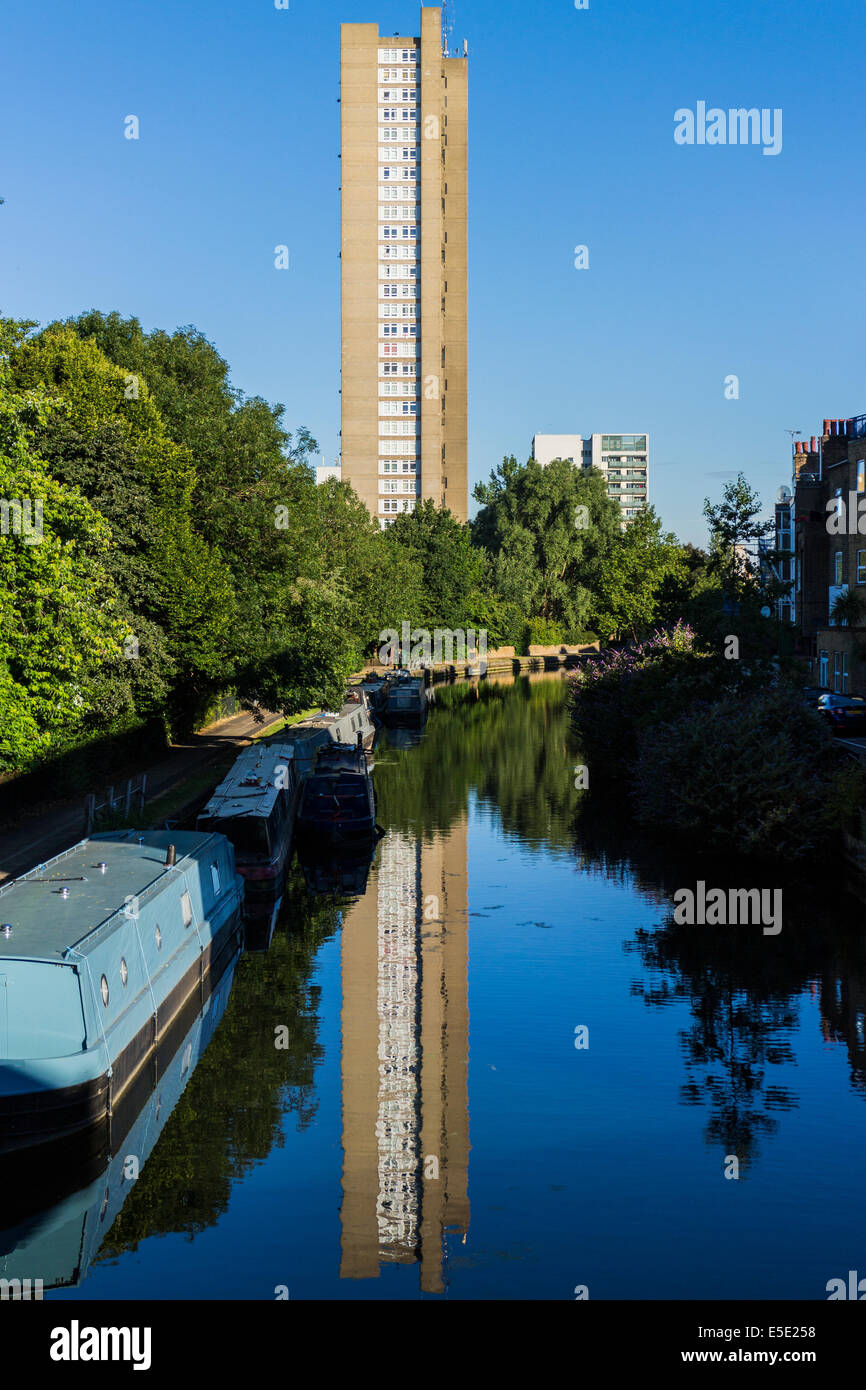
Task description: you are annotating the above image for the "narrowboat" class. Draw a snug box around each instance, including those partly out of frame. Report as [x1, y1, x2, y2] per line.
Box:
[295, 742, 377, 845]
[195, 741, 299, 900]
[358, 673, 393, 719]
[287, 689, 376, 755]
[0, 830, 244, 1164]
[315, 736, 374, 775]
[0, 946, 238, 1289]
[382, 673, 428, 727]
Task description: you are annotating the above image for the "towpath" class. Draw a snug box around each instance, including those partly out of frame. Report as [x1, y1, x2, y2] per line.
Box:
[0, 708, 282, 885]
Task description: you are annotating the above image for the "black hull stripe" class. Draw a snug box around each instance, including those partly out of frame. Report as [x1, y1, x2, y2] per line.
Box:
[0, 914, 243, 1153]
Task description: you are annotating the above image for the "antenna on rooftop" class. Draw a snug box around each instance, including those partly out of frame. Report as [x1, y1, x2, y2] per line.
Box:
[442, 0, 454, 57]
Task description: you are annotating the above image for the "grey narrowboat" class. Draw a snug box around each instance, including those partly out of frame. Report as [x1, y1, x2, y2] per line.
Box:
[358, 673, 393, 718]
[383, 673, 428, 727]
[0, 830, 244, 1162]
[195, 741, 299, 899]
[286, 689, 376, 757]
[295, 741, 377, 845]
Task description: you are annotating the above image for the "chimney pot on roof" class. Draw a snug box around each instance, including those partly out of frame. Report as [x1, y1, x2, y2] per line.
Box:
[823, 419, 831, 434]
[811, 436, 817, 452]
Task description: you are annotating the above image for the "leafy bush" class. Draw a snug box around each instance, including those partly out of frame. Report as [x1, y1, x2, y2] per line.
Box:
[632, 685, 864, 859]
[523, 616, 566, 648]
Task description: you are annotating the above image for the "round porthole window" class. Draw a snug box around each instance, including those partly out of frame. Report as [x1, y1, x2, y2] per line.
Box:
[100, 975, 109, 1007]
[120, 957, 128, 987]
[155, 925, 162, 951]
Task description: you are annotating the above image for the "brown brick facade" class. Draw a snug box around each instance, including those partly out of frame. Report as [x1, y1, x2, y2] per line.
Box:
[794, 418, 866, 694]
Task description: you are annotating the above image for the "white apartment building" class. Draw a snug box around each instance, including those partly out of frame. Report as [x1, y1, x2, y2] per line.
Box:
[531, 432, 650, 521]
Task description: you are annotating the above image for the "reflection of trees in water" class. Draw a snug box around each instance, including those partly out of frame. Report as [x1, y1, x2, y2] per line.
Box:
[95, 875, 341, 1260]
[629, 921, 800, 1171]
[575, 784, 866, 1165]
[816, 959, 866, 1096]
[378, 677, 579, 852]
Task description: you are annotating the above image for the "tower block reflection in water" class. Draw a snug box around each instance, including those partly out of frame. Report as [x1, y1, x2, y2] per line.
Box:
[340, 820, 469, 1290]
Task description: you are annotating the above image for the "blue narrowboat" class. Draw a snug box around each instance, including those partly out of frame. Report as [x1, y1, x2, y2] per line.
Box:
[0, 944, 239, 1290]
[0, 830, 244, 1163]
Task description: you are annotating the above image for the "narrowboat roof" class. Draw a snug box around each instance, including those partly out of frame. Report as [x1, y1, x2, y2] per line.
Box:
[292, 692, 371, 732]
[387, 679, 426, 699]
[198, 742, 296, 822]
[276, 726, 332, 747]
[0, 831, 226, 964]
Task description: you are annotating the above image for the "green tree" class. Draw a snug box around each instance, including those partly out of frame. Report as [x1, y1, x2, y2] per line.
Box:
[830, 589, 866, 628]
[385, 498, 494, 631]
[8, 323, 238, 730]
[593, 506, 686, 641]
[58, 312, 368, 719]
[702, 472, 774, 597]
[472, 456, 622, 638]
[0, 369, 125, 772]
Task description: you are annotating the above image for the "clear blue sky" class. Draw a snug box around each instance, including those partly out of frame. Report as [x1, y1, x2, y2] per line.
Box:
[2, 0, 863, 544]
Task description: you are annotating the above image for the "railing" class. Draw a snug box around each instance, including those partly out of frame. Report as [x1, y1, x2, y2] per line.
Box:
[84, 775, 147, 835]
[0, 840, 88, 897]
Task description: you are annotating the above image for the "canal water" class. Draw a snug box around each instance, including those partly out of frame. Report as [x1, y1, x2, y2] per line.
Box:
[19, 674, 866, 1300]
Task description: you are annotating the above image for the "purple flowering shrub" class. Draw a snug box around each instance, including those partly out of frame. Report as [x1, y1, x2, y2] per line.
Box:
[570, 621, 716, 770]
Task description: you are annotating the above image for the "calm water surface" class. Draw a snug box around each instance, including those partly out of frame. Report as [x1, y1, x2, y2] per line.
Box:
[26, 676, 866, 1299]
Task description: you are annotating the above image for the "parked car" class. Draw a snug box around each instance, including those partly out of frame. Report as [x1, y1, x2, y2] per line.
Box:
[802, 686, 830, 709]
[816, 693, 866, 735]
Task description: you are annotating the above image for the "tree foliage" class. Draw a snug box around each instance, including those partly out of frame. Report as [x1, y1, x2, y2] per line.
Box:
[0, 365, 125, 771]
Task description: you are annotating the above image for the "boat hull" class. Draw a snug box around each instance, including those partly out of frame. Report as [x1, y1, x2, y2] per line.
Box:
[0, 909, 242, 1162]
[0, 832, 244, 1164]
[294, 816, 377, 846]
[0, 943, 241, 1281]
[236, 833, 292, 896]
[0, 911, 240, 1162]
